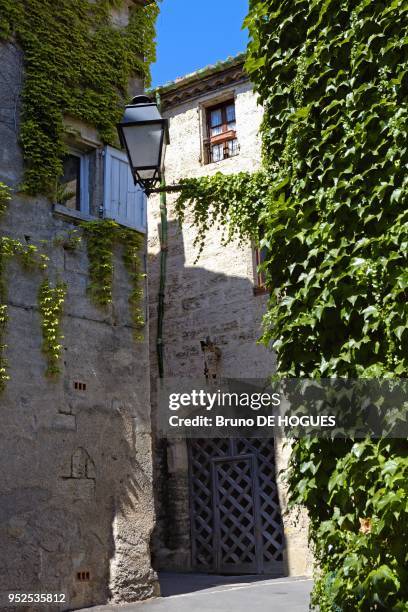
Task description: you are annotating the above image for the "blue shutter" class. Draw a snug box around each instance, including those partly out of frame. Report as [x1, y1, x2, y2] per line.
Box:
[103, 145, 147, 232]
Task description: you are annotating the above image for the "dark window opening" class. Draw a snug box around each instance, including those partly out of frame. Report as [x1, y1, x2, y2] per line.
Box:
[59, 154, 81, 210]
[204, 100, 239, 164]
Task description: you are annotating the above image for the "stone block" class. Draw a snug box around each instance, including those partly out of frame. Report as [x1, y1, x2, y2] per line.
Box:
[58, 478, 95, 501]
[52, 413, 77, 431]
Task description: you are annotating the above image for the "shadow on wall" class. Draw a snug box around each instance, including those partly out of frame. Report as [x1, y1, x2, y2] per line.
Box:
[0, 198, 155, 610]
[0, 394, 153, 610]
[149, 218, 273, 381]
[0, 40, 155, 612]
[148, 218, 283, 576]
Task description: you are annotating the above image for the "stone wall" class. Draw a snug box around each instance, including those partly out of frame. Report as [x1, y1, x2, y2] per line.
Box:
[148, 77, 312, 576]
[0, 41, 157, 610]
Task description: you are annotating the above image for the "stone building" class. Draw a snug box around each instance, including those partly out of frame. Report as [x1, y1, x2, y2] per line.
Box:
[0, 2, 158, 609]
[1, 9, 311, 609]
[148, 54, 312, 578]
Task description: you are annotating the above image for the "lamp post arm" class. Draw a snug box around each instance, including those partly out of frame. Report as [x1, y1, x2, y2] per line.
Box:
[145, 184, 184, 196]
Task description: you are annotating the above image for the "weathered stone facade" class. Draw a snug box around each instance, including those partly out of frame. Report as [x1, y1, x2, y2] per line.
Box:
[148, 56, 312, 577]
[0, 13, 157, 611]
[1, 26, 312, 611]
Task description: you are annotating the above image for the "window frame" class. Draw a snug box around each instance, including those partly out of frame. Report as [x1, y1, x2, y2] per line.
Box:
[59, 148, 90, 215]
[204, 99, 239, 164]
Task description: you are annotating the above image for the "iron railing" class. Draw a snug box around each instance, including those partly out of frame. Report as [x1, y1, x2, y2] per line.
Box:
[204, 139, 240, 164]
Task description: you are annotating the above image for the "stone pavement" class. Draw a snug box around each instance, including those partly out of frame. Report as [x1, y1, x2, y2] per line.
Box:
[80, 573, 313, 612]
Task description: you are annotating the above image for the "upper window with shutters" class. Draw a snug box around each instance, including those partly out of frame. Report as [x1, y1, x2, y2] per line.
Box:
[204, 100, 239, 164]
[55, 143, 146, 233]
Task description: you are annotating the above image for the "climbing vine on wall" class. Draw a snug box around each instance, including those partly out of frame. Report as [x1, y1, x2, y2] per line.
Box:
[0, 183, 52, 389]
[174, 0, 408, 608]
[38, 279, 67, 376]
[175, 171, 268, 257]
[0, 184, 145, 389]
[0, 215, 145, 391]
[81, 219, 117, 306]
[81, 219, 145, 339]
[0, 235, 51, 387]
[0, 0, 156, 386]
[0, 182, 11, 390]
[0, 0, 159, 196]
[120, 227, 145, 340]
[0, 182, 10, 217]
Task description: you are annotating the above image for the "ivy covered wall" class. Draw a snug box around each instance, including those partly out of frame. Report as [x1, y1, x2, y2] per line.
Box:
[0, 0, 159, 195]
[175, 0, 408, 609]
[0, 1, 155, 389]
[0, 3, 158, 602]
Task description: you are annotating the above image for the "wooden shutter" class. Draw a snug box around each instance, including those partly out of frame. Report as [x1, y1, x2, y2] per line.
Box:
[103, 145, 146, 232]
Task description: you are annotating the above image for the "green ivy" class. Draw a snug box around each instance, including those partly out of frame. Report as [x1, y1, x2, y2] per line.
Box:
[0, 182, 11, 218]
[38, 279, 67, 376]
[53, 228, 82, 251]
[120, 227, 145, 340]
[0, 0, 159, 196]
[0, 1, 156, 382]
[0, 216, 145, 391]
[81, 219, 145, 339]
[0, 181, 67, 385]
[174, 0, 408, 608]
[0, 182, 12, 390]
[174, 171, 268, 258]
[307, 439, 408, 611]
[81, 219, 117, 306]
[0, 184, 144, 388]
[0, 206, 49, 390]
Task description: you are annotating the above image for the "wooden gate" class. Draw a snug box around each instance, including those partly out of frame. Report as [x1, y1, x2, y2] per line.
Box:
[188, 438, 284, 575]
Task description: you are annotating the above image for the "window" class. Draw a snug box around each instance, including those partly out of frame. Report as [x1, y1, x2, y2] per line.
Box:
[58, 151, 89, 213]
[103, 146, 147, 232]
[254, 243, 269, 294]
[55, 146, 146, 231]
[204, 100, 239, 164]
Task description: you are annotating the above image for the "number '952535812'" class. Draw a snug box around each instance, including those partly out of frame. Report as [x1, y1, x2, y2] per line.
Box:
[8, 593, 66, 604]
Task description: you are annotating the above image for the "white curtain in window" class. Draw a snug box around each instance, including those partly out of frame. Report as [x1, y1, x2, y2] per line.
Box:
[210, 108, 223, 136]
[228, 139, 238, 156]
[226, 104, 235, 122]
[226, 104, 236, 131]
[212, 143, 224, 162]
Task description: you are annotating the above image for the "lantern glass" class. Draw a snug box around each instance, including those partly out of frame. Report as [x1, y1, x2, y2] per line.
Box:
[117, 95, 169, 190]
[121, 122, 163, 170]
[138, 168, 157, 180]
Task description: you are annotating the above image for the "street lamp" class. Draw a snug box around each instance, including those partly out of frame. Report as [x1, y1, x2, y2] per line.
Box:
[117, 95, 169, 193]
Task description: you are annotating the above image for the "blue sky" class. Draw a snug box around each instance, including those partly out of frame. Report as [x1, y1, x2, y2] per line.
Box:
[151, 0, 249, 88]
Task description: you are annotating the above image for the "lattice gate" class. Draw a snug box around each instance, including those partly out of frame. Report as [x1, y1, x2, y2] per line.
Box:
[188, 438, 284, 575]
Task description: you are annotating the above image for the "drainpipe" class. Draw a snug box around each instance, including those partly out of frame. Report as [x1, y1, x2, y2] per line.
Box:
[156, 93, 167, 378]
[156, 176, 167, 378]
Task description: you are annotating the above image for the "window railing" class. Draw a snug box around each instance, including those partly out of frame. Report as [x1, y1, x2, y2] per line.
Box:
[204, 139, 240, 164]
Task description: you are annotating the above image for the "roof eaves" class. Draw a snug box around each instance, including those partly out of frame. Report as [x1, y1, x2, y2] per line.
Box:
[149, 52, 246, 96]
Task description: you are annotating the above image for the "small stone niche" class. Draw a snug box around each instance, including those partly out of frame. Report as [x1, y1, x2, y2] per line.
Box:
[71, 448, 96, 480]
[201, 337, 221, 381]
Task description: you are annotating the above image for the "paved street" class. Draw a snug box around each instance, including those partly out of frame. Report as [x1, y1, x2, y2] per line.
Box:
[81, 573, 313, 612]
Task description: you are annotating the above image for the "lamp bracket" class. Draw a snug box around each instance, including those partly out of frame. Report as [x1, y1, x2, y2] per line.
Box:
[145, 184, 184, 196]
